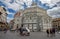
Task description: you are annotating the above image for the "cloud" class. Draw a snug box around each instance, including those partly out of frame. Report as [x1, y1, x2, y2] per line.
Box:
[23, 0, 32, 6]
[47, 7, 60, 18]
[15, 0, 24, 5]
[39, 0, 60, 8]
[39, 0, 51, 3]
[2, 0, 59, 11]
[4, 0, 12, 3]
[51, 0, 60, 4]
[6, 2, 21, 11]
[7, 11, 15, 15]
[4, 0, 32, 11]
[1, 0, 24, 11]
[7, 17, 13, 22]
[15, 0, 32, 7]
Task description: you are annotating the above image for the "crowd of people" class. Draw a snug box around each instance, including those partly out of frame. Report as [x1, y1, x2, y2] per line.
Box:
[0, 24, 30, 36]
[18, 25, 30, 36]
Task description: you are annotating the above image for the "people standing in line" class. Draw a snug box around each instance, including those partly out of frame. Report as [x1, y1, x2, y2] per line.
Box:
[46, 28, 56, 37]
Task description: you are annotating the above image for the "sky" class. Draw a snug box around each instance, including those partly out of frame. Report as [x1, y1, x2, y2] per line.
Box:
[0, 0, 60, 22]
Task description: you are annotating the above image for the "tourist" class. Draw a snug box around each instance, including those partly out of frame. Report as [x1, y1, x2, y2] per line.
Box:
[19, 24, 24, 35]
[4, 28, 7, 33]
[25, 27, 30, 36]
[46, 29, 49, 37]
[52, 28, 55, 37]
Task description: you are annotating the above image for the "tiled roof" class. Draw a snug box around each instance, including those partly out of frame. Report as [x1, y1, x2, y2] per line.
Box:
[10, 19, 14, 23]
[14, 12, 21, 18]
[53, 18, 60, 22]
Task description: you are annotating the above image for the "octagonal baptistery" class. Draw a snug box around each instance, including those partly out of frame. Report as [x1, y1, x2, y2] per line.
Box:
[14, 2, 52, 32]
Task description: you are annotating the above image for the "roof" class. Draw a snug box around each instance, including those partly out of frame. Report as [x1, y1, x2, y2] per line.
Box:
[10, 19, 14, 23]
[14, 12, 21, 18]
[53, 18, 60, 22]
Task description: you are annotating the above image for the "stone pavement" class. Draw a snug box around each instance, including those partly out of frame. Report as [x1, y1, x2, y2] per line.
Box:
[0, 31, 60, 39]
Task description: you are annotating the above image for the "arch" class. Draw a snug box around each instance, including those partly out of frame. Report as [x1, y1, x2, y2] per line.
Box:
[21, 12, 43, 31]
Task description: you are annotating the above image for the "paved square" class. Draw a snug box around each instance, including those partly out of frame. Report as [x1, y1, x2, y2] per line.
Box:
[0, 31, 60, 39]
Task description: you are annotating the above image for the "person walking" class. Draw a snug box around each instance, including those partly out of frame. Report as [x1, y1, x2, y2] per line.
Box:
[52, 28, 56, 37]
[46, 29, 49, 37]
[16, 25, 19, 32]
[25, 27, 30, 36]
[4, 27, 7, 33]
[50, 28, 53, 37]
[19, 24, 24, 36]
